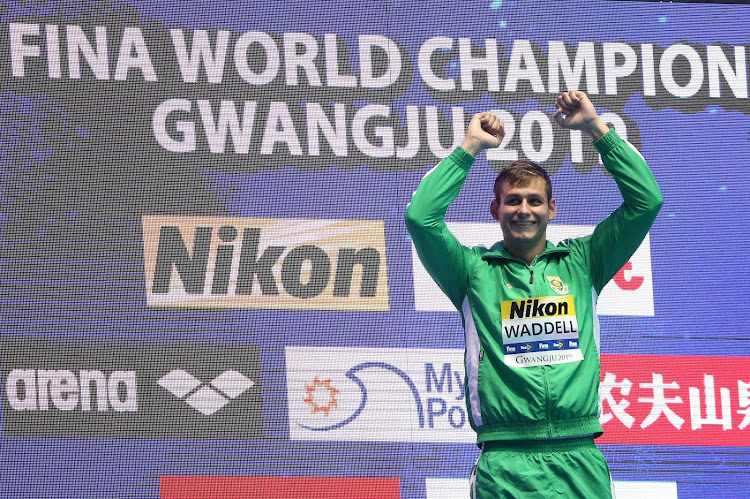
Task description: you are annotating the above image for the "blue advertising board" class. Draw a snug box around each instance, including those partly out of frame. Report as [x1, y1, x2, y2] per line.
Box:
[1, 1, 750, 497]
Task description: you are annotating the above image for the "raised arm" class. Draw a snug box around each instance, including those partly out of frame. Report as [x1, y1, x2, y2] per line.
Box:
[404, 113, 504, 309]
[553, 91, 663, 291]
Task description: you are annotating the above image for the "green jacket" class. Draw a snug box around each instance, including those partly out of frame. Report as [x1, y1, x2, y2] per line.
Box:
[404, 129, 662, 442]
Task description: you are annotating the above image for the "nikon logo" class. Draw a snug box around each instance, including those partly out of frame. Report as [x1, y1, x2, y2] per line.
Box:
[6, 369, 136, 412]
[142, 216, 389, 310]
[509, 298, 569, 320]
[503, 295, 575, 321]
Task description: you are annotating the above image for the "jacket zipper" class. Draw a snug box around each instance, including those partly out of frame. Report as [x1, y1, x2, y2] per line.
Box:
[543, 365, 552, 437]
[527, 254, 542, 284]
[528, 254, 551, 435]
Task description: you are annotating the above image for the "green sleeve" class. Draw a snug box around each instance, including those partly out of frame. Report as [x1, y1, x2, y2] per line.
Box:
[404, 148, 476, 310]
[586, 129, 664, 293]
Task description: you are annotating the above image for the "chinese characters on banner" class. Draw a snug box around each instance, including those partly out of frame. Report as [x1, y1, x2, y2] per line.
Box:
[599, 354, 750, 446]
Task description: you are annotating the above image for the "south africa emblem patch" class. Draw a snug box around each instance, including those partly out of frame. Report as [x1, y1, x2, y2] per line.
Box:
[547, 275, 568, 295]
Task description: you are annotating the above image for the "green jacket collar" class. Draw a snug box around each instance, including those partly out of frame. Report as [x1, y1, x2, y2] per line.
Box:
[481, 240, 570, 262]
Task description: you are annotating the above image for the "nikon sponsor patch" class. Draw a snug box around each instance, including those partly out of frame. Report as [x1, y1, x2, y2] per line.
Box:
[500, 295, 582, 367]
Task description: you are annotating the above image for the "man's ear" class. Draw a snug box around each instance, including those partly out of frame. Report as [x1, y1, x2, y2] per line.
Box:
[490, 198, 500, 221]
[548, 198, 557, 220]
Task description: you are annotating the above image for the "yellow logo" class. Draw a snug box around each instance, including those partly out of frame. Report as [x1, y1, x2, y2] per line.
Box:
[142, 216, 389, 311]
[546, 275, 568, 295]
[501, 295, 575, 321]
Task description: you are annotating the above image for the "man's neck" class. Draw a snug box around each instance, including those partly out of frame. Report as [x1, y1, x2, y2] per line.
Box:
[503, 240, 547, 265]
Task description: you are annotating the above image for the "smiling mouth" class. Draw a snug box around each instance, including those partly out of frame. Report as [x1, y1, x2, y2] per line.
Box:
[513, 221, 536, 227]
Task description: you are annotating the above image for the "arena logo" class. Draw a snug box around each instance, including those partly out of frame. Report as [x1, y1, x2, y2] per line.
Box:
[6, 368, 136, 412]
[1, 341, 263, 439]
[286, 346, 475, 443]
[142, 216, 389, 311]
[157, 369, 255, 416]
[412, 222, 654, 316]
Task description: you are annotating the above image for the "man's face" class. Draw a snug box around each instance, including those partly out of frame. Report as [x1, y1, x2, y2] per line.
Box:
[490, 177, 556, 251]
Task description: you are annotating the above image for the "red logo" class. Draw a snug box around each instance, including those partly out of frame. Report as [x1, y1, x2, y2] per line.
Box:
[599, 354, 750, 447]
[160, 477, 401, 499]
[613, 261, 644, 291]
[303, 376, 340, 417]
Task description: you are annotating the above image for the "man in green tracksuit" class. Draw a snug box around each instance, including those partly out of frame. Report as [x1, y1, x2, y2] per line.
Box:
[404, 91, 662, 498]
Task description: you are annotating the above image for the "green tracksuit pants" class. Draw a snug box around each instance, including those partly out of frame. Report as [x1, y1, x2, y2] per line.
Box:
[470, 436, 613, 498]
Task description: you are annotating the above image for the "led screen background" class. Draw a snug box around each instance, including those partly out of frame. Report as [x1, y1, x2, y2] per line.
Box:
[1, 0, 749, 497]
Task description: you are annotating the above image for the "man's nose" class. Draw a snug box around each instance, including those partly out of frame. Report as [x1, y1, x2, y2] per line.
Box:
[518, 199, 531, 213]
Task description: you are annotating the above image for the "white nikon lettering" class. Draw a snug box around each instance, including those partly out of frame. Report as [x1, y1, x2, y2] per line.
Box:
[5, 369, 137, 412]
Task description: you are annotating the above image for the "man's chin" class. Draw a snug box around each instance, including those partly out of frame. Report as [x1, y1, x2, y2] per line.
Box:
[510, 230, 540, 240]
[502, 225, 546, 244]
[506, 232, 544, 246]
